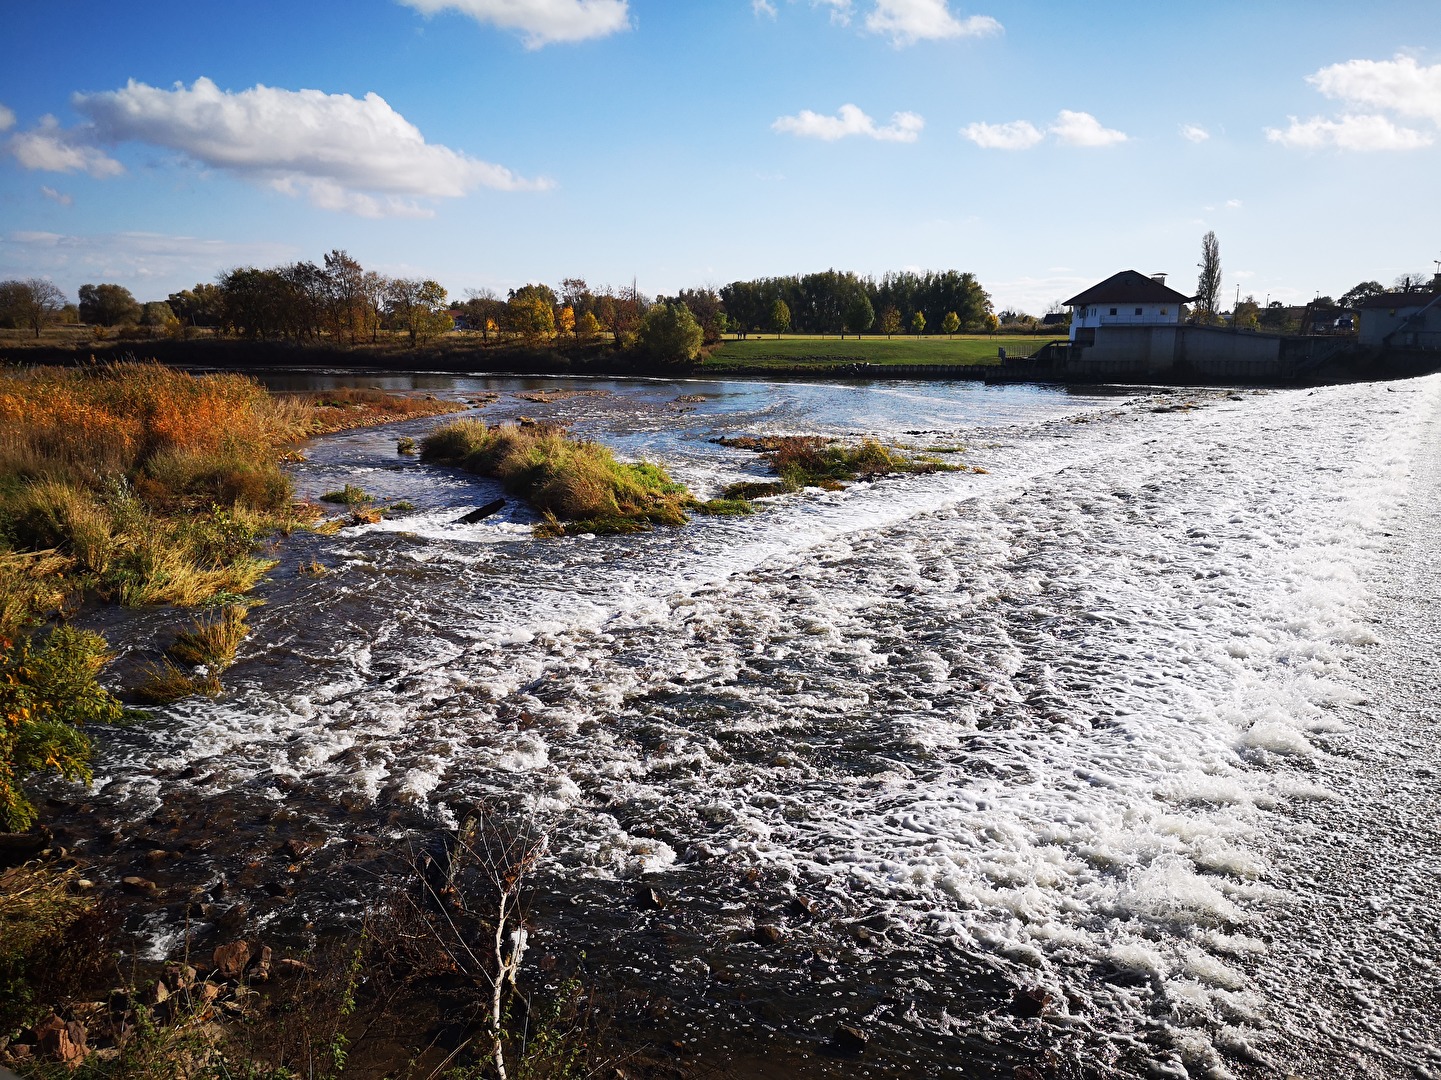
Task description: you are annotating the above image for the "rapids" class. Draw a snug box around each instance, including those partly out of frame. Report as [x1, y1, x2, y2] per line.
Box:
[70, 373, 1441, 1078]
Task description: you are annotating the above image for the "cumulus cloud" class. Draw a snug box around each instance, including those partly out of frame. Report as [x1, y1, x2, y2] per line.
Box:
[1267, 54, 1440, 152]
[1050, 109, 1128, 147]
[961, 119, 1042, 150]
[1265, 113, 1433, 151]
[58, 77, 547, 217]
[1308, 54, 1441, 123]
[8, 115, 125, 178]
[396, 0, 629, 47]
[1180, 123, 1210, 143]
[773, 103, 924, 142]
[864, 0, 1000, 45]
[40, 186, 74, 206]
[962, 110, 1127, 149]
[0, 104, 15, 131]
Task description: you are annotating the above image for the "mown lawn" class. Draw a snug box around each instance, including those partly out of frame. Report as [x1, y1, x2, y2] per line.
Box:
[703, 334, 1052, 368]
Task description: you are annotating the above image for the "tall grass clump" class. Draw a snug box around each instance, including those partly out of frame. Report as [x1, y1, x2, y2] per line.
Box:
[0, 362, 303, 834]
[0, 362, 302, 613]
[422, 419, 695, 536]
[717, 434, 956, 500]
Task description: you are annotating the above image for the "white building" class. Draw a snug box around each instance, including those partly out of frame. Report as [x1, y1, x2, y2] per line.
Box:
[1065, 270, 1194, 346]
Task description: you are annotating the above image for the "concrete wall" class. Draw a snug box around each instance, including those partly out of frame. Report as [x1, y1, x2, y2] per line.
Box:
[1064, 325, 1285, 378]
[1359, 302, 1441, 347]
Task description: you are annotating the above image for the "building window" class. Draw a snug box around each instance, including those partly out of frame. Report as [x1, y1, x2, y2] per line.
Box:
[1109, 308, 1118, 316]
[1134, 308, 1143, 315]
[1160, 308, 1168, 315]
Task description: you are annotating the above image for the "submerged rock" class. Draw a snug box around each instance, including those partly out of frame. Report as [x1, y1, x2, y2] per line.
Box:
[831, 1023, 868, 1055]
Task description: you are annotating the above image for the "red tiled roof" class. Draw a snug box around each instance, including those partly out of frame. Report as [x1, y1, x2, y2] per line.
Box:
[1065, 270, 1195, 307]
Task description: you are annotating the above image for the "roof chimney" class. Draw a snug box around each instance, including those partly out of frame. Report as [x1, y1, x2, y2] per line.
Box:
[1151, 272, 1168, 285]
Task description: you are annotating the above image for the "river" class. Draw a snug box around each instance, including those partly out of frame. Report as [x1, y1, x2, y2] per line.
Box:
[64, 372, 1441, 1079]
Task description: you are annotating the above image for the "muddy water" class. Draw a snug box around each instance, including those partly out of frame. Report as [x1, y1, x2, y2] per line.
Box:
[57, 374, 1441, 1079]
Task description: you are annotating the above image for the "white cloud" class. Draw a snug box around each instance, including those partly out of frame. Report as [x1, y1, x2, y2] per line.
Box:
[812, 0, 854, 26]
[396, 0, 629, 47]
[961, 110, 1127, 150]
[40, 186, 73, 206]
[865, 0, 1000, 45]
[1225, 198, 1242, 209]
[65, 77, 547, 217]
[961, 119, 1043, 150]
[1050, 109, 1128, 147]
[773, 103, 924, 142]
[1265, 113, 1433, 151]
[753, 0, 777, 15]
[1308, 54, 1441, 124]
[8, 116, 125, 178]
[1180, 123, 1210, 143]
[0, 104, 15, 131]
[1268, 55, 1441, 153]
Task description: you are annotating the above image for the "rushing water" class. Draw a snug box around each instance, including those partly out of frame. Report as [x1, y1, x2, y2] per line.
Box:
[70, 373, 1441, 1079]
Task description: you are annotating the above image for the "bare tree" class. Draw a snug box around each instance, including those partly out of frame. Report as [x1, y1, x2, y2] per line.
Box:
[1195, 231, 1222, 321]
[1394, 271, 1431, 293]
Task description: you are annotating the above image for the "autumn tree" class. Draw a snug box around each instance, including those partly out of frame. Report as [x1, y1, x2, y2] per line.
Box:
[1, 279, 68, 338]
[1233, 295, 1260, 330]
[322, 249, 370, 344]
[507, 284, 558, 344]
[78, 282, 141, 327]
[880, 305, 901, 338]
[911, 311, 926, 336]
[462, 288, 503, 343]
[386, 278, 451, 346]
[676, 287, 724, 344]
[167, 283, 226, 330]
[577, 311, 603, 340]
[595, 282, 648, 347]
[770, 299, 791, 338]
[1195, 230, 1222, 322]
[636, 301, 704, 364]
[941, 311, 961, 337]
[139, 301, 178, 332]
[557, 305, 576, 341]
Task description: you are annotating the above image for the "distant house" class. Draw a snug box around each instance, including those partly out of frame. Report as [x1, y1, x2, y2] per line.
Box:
[1357, 282, 1441, 349]
[1064, 271, 1194, 346]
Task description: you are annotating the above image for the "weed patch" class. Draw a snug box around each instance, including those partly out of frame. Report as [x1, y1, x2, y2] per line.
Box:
[422, 419, 695, 537]
[717, 434, 959, 502]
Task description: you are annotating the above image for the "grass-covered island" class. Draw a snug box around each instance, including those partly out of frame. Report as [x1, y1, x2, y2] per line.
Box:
[420, 418, 965, 537]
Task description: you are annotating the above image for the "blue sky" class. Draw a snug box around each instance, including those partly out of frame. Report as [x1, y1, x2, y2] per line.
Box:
[1, 0, 1438, 313]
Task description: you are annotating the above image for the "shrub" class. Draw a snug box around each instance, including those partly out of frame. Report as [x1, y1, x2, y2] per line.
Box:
[635, 302, 704, 364]
[0, 625, 125, 831]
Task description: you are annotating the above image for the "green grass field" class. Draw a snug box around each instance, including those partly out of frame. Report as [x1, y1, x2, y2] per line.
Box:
[703, 334, 1052, 369]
